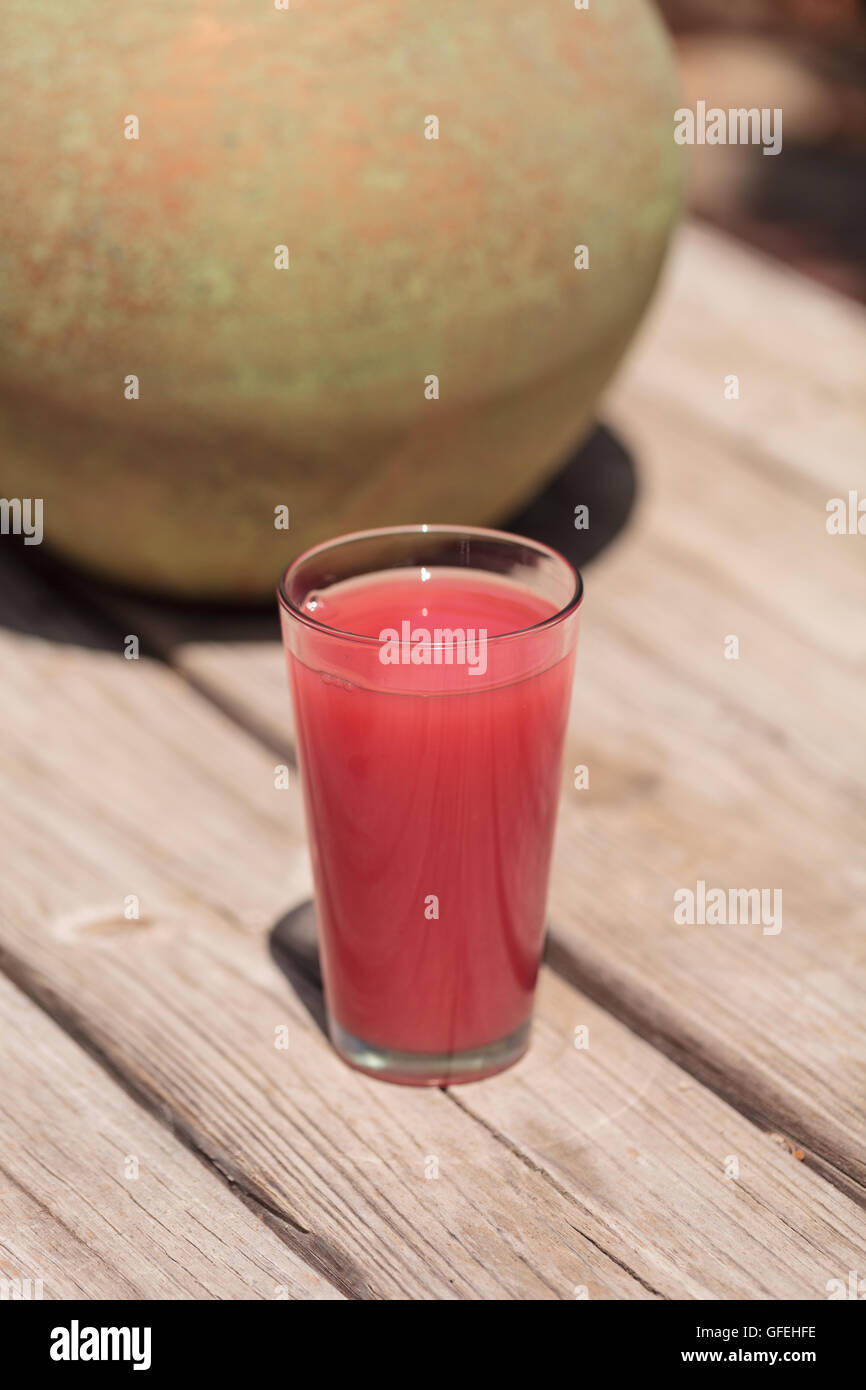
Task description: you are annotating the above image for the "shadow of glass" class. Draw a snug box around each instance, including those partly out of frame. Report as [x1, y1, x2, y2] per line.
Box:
[268, 899, 328, 1038]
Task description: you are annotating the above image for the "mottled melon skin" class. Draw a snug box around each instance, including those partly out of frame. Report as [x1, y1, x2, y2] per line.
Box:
[0, 0, 681, 599]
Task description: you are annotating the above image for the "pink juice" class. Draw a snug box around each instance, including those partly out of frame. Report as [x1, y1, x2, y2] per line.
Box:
[283, 565, 578, 1078]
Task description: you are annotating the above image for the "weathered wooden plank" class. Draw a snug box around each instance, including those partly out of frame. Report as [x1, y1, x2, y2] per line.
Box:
[461, 969, 866, 1301]
[1, 554, 864, 1298]
[275, 911, 866, 1299]
[617, 221, 866, 493]
[0, 973, 341, 1300]
[548, 380, 866, 1194]
[0, 554, 644, 1300]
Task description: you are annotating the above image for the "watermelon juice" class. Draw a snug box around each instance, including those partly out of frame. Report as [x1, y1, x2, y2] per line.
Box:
[278, 527, 582, 1084]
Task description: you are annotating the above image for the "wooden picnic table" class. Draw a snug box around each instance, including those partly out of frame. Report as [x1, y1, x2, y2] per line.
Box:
[1, 221, 864, 1300]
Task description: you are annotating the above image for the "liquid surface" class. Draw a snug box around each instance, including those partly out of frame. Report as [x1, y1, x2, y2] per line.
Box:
[304, 565, 559, 639]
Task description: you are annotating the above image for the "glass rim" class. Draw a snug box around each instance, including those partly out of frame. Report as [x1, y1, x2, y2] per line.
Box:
[277, 523, 583, 647]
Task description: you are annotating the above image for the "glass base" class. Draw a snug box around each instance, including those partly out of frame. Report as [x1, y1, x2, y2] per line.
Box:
[329, 1018, 531, 1086]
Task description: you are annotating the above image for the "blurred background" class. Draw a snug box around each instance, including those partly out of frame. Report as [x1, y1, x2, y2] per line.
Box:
[661, 0, 866, 299]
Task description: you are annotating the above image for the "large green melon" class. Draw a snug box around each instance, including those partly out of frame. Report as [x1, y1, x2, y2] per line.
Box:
[0, 1, 680, 599]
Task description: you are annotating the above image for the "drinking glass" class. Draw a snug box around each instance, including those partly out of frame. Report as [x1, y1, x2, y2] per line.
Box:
[278, 524, 582, 1084]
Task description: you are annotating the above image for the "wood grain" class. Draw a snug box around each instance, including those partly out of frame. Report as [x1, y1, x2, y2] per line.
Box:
[1, 550, 864, 1297]
[0, 554, 643, 1301]
[0, 972, 341, 1300]
[550, 261, 866, 1195]
[460, 969, 866, 1300]
[618, 221, 866, 493]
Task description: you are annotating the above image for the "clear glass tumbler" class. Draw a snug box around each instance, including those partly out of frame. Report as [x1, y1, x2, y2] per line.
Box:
[278, 524, 582, 1084]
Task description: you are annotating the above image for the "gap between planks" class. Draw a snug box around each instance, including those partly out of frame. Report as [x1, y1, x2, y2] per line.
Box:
[0, 971, 344, 1300]
[0, 939, 370, 1300]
